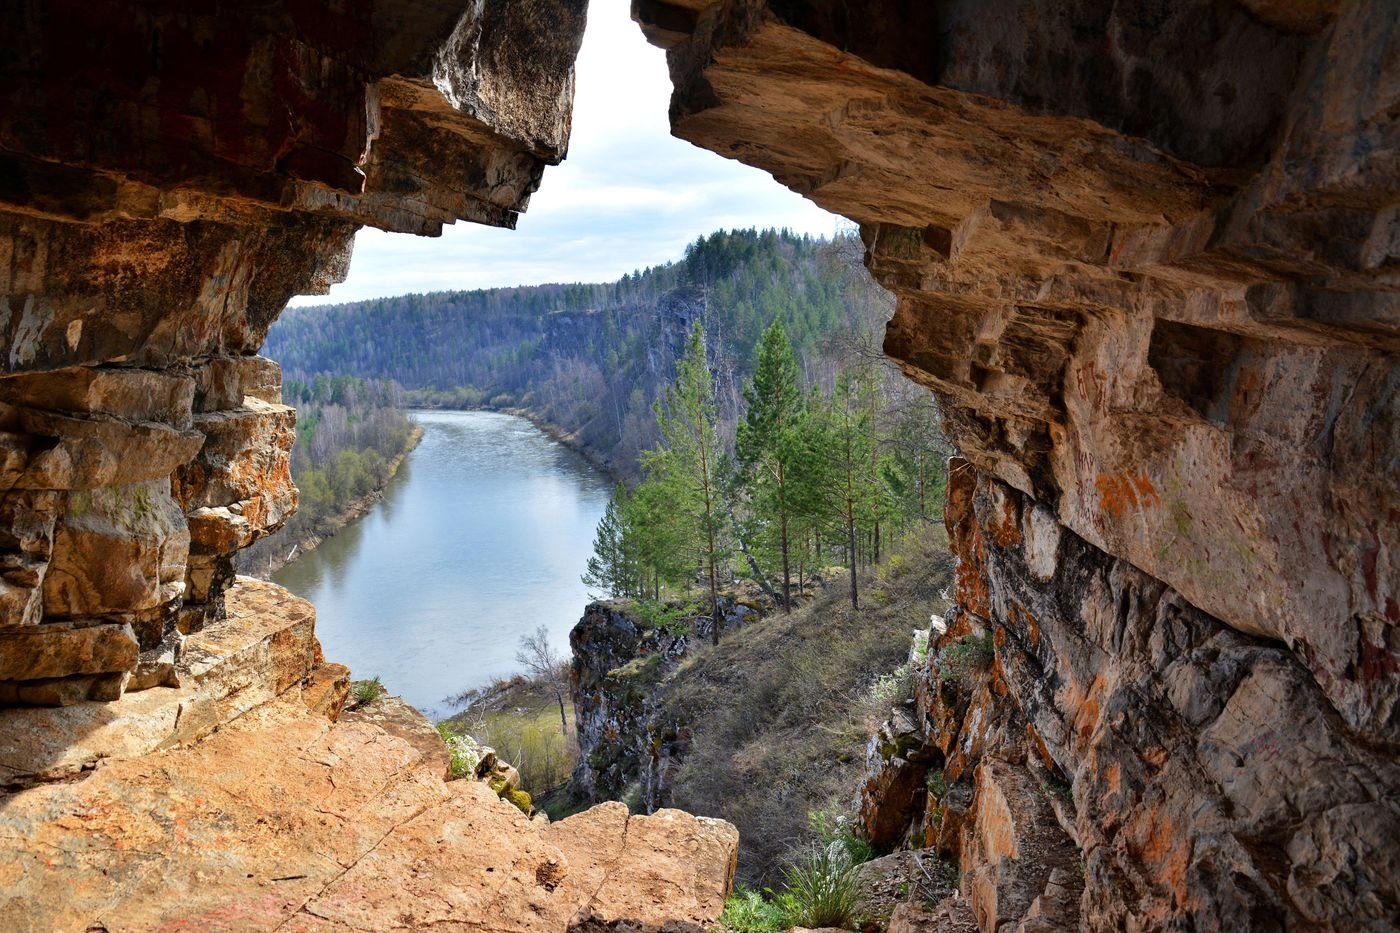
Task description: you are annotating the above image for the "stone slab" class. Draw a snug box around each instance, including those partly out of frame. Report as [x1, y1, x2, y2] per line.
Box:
[0, 577, 322, 784]
[0, 691, 737, 932]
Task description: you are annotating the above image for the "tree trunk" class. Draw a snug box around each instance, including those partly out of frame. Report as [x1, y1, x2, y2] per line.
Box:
[727, 503, 778, 606]
[846, 498, 859, 610]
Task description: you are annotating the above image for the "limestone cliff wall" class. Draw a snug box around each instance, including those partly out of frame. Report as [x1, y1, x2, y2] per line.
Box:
[0, 0, 587, 702]
[636, 0, 1399, 928]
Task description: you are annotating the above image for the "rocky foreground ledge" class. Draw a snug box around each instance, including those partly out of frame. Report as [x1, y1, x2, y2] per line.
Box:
[0, 580, 738, 932]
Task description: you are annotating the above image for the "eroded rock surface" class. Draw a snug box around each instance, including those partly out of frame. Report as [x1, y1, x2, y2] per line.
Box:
[0, 0, 588, 702]
[0, 580, 738, 932]
[640, 1, 1399, 929]
[0, 697, 737, 933]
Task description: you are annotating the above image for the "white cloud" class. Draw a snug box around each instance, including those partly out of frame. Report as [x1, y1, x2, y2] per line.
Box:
[290, 0, 838, 306]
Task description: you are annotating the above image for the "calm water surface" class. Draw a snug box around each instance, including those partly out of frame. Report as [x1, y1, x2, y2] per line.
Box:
[273, 411, 612, 719]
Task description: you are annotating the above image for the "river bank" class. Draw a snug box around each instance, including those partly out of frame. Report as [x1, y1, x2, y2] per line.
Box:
[246, 424, 424, 577]
[270, 410, 613, 716]
[410, 401, 624, 484]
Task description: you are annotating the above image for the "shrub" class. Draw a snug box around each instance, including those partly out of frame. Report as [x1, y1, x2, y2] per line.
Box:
[350, 675, 383, 706]
[718, 887, 792, 932]
[436, 723, 483, 780]
[808, 805, 874, 867]
[871, 663, 913, 708]
[937, 633, 994, 683]
[782, 842, 865, 930]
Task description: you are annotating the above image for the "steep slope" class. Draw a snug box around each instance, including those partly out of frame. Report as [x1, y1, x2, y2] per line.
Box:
[569, 528, 956, 886]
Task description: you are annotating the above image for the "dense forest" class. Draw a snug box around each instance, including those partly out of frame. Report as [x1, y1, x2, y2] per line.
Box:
[261, 227, 950, 596]
[265, 228, 899, 479]
[582, 317, 947, 625]
[238, 375, 418, 575]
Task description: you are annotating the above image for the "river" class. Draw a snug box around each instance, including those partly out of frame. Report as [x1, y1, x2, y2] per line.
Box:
[272, 410, 613, 720]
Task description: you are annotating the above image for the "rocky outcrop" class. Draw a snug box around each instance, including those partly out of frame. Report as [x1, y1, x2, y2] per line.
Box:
[858, 463, 1400, 929]
[0, 580, 739, 931]
[0, 6, 746, 926]
[570, 600, 692, 809]
[0, 688, 738, 933]
[640, 1, 1399, 928]
[0, 577, 344, 787]
[0, 0, 588, 702]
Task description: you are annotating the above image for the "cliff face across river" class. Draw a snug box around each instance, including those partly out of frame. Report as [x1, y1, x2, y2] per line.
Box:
[273, 410, 612, 718]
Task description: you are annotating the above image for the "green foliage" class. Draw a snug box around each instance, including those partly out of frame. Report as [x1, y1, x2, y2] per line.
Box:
[488, 778, 534, 815]
[350, 675, 383, 706]
[718, 808, 871, 932]
[639, 321, 730, 641]
[718, 887, 793, 933]
[240, 375, 417, 574]
[733, 320, 819, 612]
[781, 842, 865, 930]
[937, 633, 996, 683]
[871, 663, 914, 708]
[581, 483, 641, 599]
[266, 228, 896, 483]
[436, 722, 483, 780]
[1043, 777, 1074, 803]
[807, 805, 875, 866]
[442, 675, 577, 799]
[632, 599, 699, 637]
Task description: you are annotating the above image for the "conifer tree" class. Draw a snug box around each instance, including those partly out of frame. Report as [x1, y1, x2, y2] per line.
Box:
[735, 320, 807, 611]
[642, 321, 729, 643]
[810, 370, 880, 610]
[581, 483, 639, 599]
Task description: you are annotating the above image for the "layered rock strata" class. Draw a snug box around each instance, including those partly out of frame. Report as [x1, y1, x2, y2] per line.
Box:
[639, 0, 1399, 928]
[0, 0, 587, 702]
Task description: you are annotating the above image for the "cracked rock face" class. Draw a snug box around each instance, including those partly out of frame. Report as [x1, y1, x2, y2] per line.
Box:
[0, 678, 737, 932]
[640, 0, 1398, 928]
[0, 0, 587, 702]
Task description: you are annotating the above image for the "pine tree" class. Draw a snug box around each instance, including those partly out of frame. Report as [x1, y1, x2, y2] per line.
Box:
[581, 484, 639, 599]
[642, 321, 729, 643]
[735, 320, 806, 611]
[810, 370, 880, 610]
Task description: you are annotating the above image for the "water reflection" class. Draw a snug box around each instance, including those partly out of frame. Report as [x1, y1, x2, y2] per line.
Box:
[273, 411, 613, 719]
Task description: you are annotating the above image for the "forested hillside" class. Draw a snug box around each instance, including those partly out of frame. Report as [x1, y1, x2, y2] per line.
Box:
[266, 228, 894, 478]
[239, 375, 418, 575]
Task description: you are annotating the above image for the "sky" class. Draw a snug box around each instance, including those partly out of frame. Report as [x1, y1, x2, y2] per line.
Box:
[291, 0, 840, 306]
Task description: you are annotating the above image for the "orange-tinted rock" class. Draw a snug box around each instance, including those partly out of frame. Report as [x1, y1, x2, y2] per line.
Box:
[0, 0, 589, 695]
[0, 366, 195, 427]
[301, 661, 351, 721]
[42, 479, 188, 619]
[961, 758, 1080, 932]
[0, 620, 138, 681]
[0, 687, 737, 932]
[15, 410, 204, 490]
[646, 4, 1397, 928]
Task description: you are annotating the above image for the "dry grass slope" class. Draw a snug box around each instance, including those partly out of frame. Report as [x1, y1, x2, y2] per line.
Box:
[660, 526, 956, 885]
